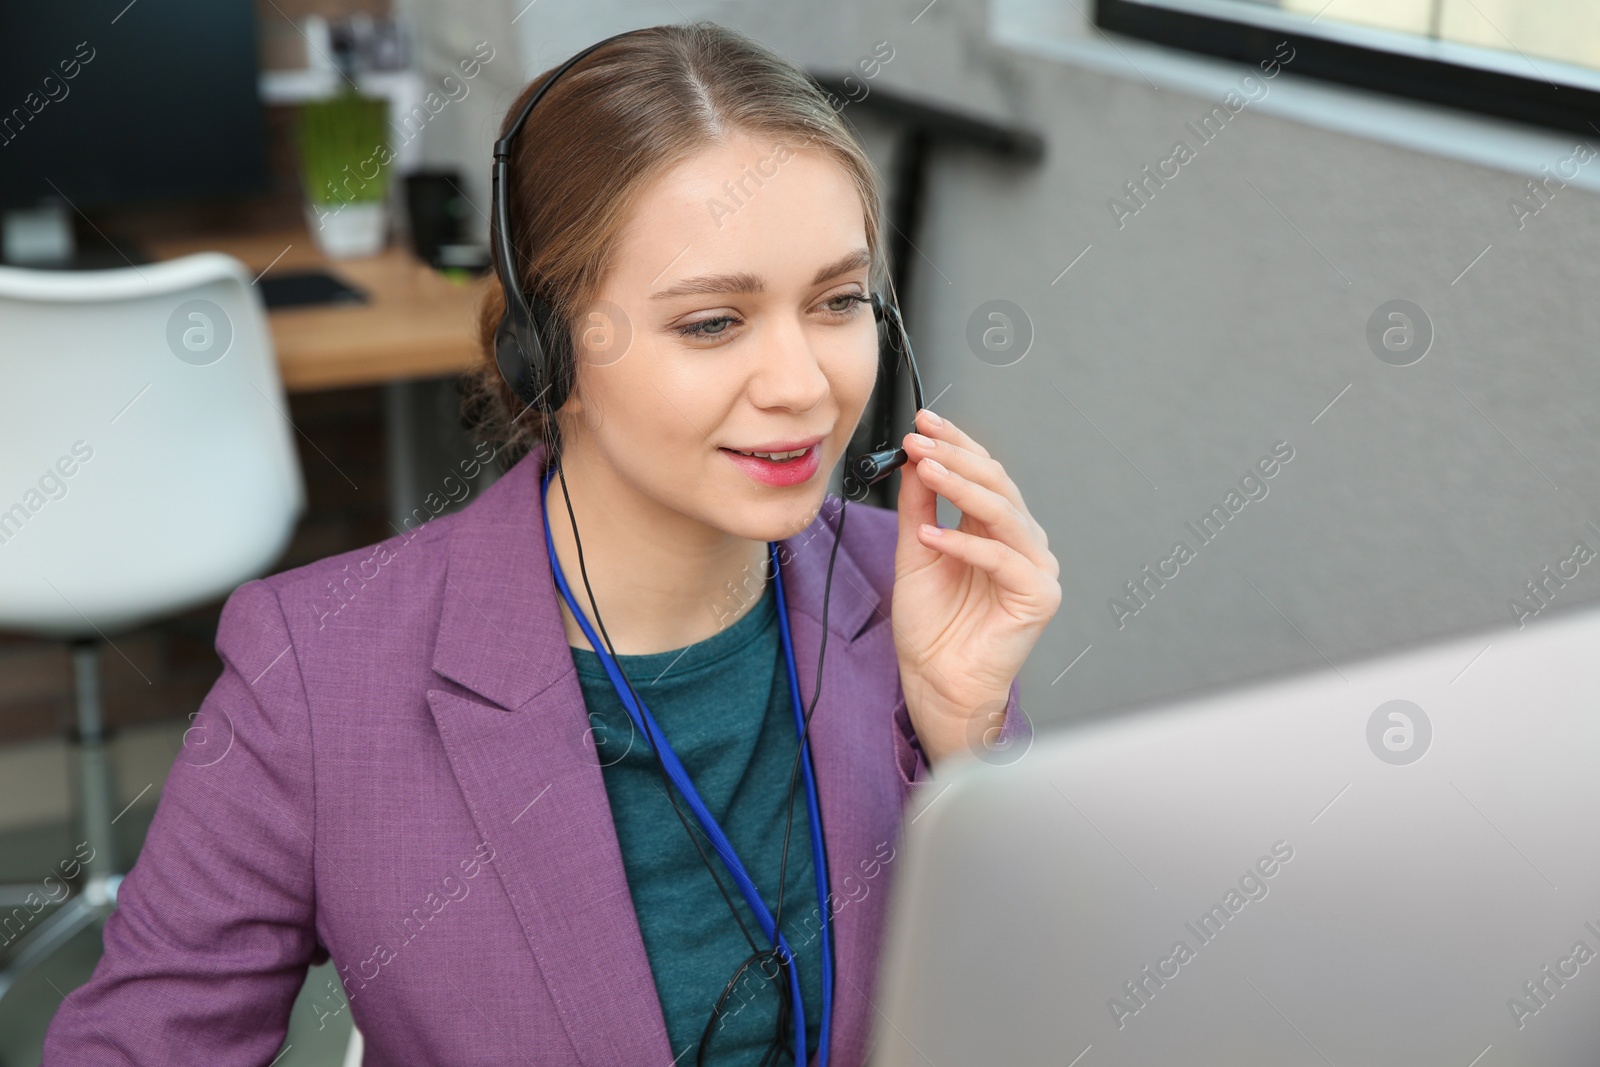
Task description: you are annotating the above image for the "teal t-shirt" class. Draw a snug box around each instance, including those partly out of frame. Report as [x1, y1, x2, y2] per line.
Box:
[570, 578, 827, 1065]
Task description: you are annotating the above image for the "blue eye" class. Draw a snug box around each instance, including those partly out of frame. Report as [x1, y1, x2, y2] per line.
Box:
[673, 293, 867, 340]
[678, 315, 736, 338]
[824, 293, 870, 315]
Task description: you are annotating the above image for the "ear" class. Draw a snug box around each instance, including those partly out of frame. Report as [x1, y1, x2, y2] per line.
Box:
[556, 376, 585, 419]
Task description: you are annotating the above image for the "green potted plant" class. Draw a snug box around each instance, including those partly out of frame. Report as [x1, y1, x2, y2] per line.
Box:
[297, 90, 392, 258]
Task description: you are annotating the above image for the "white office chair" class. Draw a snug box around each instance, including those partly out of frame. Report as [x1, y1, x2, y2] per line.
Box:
[343, 1023, 364, 1065]
[0, 253, 306, 1017]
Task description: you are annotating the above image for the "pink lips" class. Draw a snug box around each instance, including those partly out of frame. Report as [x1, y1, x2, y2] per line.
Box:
[718, 443, 823, 487]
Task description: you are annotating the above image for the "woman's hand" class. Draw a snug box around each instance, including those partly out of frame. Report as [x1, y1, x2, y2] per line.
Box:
[890, 408, 1060, 767]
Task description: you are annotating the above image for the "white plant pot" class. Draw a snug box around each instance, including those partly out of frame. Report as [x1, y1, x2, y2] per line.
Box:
[305, 199, 388, 258]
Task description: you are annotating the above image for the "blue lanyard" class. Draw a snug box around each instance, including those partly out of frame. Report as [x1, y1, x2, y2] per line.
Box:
[541, 464, 834, 1065]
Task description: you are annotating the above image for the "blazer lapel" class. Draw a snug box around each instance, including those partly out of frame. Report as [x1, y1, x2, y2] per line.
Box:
[425, 444, 894, 1066]
[425, 444, 673, 1065]
[774, 499, 899, 1067]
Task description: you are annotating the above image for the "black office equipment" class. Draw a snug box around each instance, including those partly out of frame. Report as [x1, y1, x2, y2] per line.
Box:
[257, 271, 370, 310]
[0, 0, 269, 264]
[404, 170, 467, 267]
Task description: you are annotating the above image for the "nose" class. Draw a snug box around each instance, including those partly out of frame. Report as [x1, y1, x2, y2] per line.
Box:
[747, 311, 829, 414]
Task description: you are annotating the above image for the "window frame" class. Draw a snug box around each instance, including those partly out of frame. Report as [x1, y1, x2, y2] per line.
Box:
[1093, 0, 1600, 138]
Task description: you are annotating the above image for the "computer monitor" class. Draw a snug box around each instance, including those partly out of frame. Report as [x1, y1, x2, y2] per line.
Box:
[0, 0, 269, 260]
[873, 604, 1600, 1065]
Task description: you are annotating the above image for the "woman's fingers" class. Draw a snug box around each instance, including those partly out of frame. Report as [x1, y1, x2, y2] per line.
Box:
[903, 412, 1054, 576]
[916, 408, 988, 459]
[904, 429, 1023, 512]
[912, 453, 1057, 580]
[915, 521, 1059, 616]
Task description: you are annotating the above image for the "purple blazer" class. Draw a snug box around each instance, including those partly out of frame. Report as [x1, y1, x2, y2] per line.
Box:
[43, 442, 1026, 1066]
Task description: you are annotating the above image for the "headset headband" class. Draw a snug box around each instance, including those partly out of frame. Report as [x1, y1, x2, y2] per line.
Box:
[490, 29, 642, 413]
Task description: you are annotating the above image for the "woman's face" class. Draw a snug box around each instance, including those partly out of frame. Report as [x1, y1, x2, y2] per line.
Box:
[556, 133, 880, 544]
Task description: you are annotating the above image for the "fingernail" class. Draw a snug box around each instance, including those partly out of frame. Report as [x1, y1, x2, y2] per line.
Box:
[922, 457, 945, 474]
[921, 409, 943, 427]
[920, 523, 942, 537]
[908, 432, 934, 448]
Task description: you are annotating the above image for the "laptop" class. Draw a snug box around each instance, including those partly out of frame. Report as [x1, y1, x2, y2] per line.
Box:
[871, 604, 1600, 1066]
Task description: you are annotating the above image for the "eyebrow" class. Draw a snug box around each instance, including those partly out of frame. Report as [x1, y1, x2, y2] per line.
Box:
[648, 247, 872, 301]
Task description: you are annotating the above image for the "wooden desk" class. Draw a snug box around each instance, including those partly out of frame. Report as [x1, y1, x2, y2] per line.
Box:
[146, 227, 490, 393]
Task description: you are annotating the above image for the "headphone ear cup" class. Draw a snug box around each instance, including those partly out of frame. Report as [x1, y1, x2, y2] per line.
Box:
[870, 291, 894, 372]
[528, 291, 572, 414]
[874, 295, 908, 362]
[494, 295, 546, 407]
[494, 288, 572, 413]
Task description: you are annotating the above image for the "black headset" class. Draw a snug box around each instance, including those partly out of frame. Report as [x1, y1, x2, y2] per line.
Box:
[489, 29, 926, 503]
[488, 28, 928, 1065]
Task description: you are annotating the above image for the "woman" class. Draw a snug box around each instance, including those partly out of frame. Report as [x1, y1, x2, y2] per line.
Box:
[42, 21, 1059, 1067]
